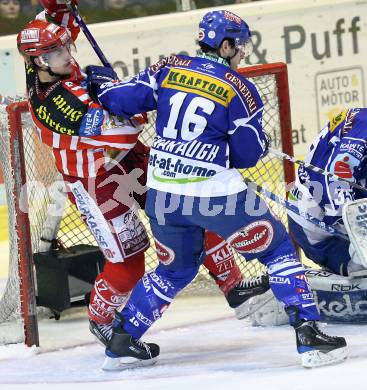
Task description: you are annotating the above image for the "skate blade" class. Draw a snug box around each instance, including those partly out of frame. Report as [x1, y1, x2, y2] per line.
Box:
[235, 289, 274, 320]
[301, 347, 347, 368]
[102, 356, 158, 371]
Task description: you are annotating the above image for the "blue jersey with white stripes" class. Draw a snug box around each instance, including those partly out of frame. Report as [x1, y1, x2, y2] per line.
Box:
[97, 54, 266, 196]
[291, 108, 367, 228]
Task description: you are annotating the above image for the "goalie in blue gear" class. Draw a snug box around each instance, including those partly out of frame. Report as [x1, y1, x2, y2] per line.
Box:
[249, 109, 367, 326]
[87, 10, 347, 370]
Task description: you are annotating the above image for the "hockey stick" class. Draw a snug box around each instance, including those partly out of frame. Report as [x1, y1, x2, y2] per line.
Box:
[269, 147, 367, 193]
[243, 178, 348, 241]
[66, 1, 112, 68]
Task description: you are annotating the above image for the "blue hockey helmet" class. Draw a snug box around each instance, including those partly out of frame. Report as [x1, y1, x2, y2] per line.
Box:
[198, 10, 251, 50]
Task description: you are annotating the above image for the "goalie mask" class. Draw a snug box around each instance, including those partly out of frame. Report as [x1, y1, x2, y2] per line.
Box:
[17, 19, 76, 69]
[198, 10, 253, 57]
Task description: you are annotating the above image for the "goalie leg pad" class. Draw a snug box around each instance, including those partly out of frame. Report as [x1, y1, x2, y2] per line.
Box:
[248, 292, 289, 326]
[306, 269, 367, 323]
[249, 269, 367, 326]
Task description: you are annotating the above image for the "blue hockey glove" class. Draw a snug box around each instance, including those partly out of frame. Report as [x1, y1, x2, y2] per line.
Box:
[85, 65, 118, 102]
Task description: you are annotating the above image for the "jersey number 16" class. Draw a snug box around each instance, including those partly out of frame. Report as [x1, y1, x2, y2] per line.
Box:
[163, 91, 215, 141]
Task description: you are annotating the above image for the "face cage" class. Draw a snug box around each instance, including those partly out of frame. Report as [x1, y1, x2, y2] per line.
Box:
[37, 42, 77, 69]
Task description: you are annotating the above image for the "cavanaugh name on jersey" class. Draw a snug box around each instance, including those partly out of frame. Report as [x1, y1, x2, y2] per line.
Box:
[98, 54, 267, 196]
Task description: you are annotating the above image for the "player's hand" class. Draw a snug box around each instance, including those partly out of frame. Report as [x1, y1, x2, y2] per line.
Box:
[39, 0, 78, 16]
[85, 65, 118, 102]
[38, 0, 80, 41]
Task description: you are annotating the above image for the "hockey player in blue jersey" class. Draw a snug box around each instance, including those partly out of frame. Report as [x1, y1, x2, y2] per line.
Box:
[248, 109, 367, 326]
[288, 108, 367, 277]
[286, 108, 367, 323]
[86, 10, 347, 369]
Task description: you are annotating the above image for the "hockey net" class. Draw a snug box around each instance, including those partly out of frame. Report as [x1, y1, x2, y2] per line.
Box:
[0, 63, 294, 346]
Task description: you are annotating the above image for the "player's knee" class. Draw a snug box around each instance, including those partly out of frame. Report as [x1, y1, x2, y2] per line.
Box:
[103, 252, 145, 292]
[156, 264, 199, 291]
[259, 236, 298, 267]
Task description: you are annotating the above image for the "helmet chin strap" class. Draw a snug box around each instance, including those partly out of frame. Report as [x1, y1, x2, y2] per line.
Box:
[45, 66, 64, 78]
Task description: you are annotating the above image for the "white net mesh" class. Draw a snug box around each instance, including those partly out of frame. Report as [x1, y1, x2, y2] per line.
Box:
[0, 69, 294, 344]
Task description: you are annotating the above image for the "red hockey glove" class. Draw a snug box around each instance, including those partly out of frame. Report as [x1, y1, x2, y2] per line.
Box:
[39, 0, 78, 16]
[39, 0, 80, 41]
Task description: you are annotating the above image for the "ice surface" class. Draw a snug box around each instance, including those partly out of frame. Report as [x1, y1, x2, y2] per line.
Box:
[0, 295, 366, 390]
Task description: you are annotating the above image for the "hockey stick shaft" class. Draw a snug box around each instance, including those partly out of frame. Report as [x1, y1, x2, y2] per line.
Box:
[66, 1, 112, 68]
[243, 178, 348, 241]
[269, 147, 367, 193]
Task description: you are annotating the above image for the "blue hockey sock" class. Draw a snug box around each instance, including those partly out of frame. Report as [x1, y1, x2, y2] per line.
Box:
[266, 254, 321, 324]
[117, 266, 198, 339]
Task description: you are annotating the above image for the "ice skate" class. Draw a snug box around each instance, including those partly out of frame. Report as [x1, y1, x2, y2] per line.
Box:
[102, 314, 160, 371]
[89, 320, 113, 346]
[294, 320, 347, 368]
[226, 272, 271, 319]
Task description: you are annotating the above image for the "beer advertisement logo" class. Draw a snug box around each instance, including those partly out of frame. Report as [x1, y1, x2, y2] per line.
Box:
[228, 220, 274, 254]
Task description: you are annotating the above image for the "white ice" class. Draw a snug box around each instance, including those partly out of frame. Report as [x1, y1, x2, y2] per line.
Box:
[1, 295, 366, 390]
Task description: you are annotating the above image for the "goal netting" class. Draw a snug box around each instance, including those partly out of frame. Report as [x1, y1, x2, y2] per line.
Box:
[0, 63, 295, 346]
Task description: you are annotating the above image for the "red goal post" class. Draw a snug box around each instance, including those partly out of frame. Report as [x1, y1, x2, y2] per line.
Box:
[0, 62, 295, 347]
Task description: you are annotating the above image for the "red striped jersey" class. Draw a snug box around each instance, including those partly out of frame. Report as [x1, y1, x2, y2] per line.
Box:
[25, 64, 145, 178]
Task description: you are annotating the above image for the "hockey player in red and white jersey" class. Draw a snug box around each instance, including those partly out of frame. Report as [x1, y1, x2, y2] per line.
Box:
[17, 0, 269, 346]
[17, 10, 152, 344]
